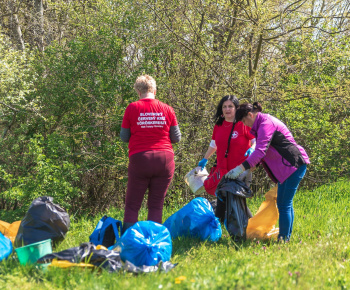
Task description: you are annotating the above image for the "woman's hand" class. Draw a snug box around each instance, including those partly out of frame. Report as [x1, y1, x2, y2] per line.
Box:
[198, 158, 208, 170]
[237, 169, 252, 187]
[225, 165, 244, 179]
[245, 147, 255, 156]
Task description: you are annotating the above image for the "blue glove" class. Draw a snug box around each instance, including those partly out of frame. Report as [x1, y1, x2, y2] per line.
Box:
[215, 191, 223, 202]
[225, 166, 244, 179]
[245, 147, 255, 157]
[198, 158, 208, 170]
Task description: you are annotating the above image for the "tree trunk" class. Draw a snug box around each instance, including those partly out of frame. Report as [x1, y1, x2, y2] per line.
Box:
[8, 0, 25, 50]
[33, 0, 44, 51]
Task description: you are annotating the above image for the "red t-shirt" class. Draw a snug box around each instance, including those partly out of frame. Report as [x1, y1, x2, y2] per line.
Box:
[212, 121, 255, 171]
[121, 98, 178, 157]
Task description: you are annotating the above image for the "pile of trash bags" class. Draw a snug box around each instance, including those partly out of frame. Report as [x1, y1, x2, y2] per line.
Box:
[1, 184, 279, 273]
[37, 241, 175, 273]
[0, 196, 176, 273]
[40, 220, 175, 273]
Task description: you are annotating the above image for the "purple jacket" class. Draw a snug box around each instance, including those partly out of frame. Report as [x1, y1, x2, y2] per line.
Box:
[242, 113, 310, 184]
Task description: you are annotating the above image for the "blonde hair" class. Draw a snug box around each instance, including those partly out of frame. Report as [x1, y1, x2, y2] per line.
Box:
[134, 75, 156, 94]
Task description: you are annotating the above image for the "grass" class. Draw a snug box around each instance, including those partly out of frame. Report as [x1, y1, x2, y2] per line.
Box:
[1, 179, 350, 289]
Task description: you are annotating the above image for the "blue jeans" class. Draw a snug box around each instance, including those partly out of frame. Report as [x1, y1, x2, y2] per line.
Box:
[277, 164, 307, 241]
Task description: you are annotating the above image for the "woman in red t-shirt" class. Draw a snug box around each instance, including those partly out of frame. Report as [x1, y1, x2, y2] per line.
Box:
[120, 75, 181, 233]
[197, 95, 255, 221]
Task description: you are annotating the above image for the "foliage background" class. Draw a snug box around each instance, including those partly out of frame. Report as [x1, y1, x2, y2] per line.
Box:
[0, 0, 349, 214]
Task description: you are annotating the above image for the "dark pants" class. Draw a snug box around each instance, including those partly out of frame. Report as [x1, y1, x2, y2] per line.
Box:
[123, 150, 175, 224]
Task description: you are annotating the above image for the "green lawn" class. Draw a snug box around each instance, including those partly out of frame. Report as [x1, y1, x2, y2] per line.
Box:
[1, 179, 350, 289]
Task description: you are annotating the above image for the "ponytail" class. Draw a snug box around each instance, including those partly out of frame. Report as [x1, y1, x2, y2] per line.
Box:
[252, 102, 262, 112]
[236, 102, 263, 121]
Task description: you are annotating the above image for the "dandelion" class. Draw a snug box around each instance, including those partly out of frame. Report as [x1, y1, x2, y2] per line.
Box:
[175, 276, 187, 284]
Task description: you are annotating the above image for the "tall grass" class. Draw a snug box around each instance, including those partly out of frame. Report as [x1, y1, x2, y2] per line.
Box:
[1, 179, 350, 289]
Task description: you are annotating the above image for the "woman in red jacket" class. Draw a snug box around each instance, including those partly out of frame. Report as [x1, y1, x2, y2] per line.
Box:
[198, 95, 255, 221]
[120, 75, 181, 233]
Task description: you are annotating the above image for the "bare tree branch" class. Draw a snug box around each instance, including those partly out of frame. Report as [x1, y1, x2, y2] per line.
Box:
[0, 101, 20, 112]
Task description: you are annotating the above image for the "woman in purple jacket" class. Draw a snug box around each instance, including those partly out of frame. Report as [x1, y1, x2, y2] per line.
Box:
[226, 102, 310, 241]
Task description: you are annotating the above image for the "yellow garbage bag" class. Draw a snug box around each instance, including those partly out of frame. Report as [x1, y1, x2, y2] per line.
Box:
[246, 186, 279, 240]
[48, 259, 95, 270]
[0, 220, 21, 244]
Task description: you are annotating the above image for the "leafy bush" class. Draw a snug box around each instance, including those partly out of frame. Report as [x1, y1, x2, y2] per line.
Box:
[1, 134, 80, 211]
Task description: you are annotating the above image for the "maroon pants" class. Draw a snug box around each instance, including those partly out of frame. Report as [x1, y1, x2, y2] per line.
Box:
[123, 150, 175, 224]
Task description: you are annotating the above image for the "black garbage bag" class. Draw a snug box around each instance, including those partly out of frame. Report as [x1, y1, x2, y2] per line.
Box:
[38, 243, 123, 272]
[15, 196, 70, 247]
[216, 177, 253, 242]
[37, 243, 177, 273]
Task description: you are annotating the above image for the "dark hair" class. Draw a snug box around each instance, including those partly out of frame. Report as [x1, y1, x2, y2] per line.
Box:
[236, 102, 263, 122]
[214, 95, 239, 125]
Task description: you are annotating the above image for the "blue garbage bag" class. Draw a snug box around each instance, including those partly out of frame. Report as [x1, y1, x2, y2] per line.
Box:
[163, 197, 222, 242]
[89, 216, 122, 249]
[119, 221, 172, 267]
[0, 232, 12, 262]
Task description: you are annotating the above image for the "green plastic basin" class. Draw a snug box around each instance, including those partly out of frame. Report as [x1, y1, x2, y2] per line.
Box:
[15, 239, 52, 265]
